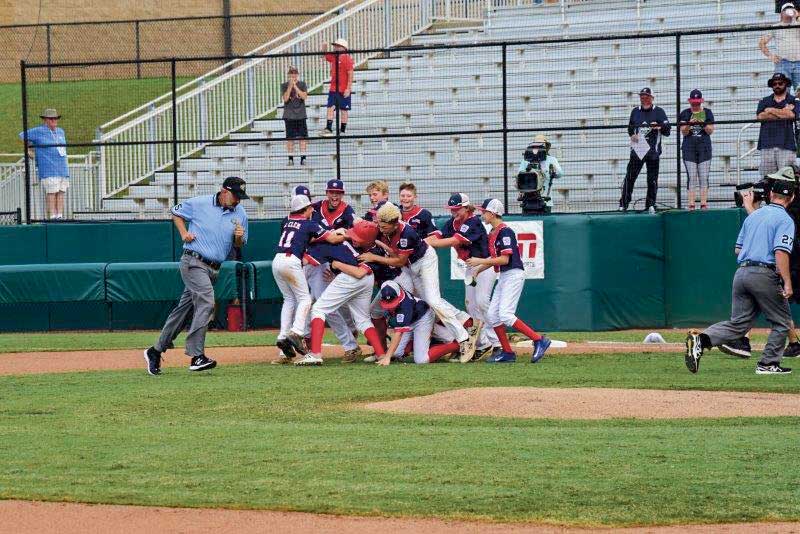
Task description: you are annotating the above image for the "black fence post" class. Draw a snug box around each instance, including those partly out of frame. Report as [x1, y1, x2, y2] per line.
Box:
[501, 43, 509, 214]
[675, 33, 682, 210]
[20, 61, 32, 224]
[135, 21, 141, 80]
[335, 48, 342, 182]
[171, 59, 179, 207]
[46, 24, 52, 83]
[223, 0, 233, 59]
[15, 208, 22, 225]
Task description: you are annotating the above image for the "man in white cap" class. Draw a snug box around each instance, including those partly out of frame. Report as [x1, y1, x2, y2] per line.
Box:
[319, 38, 354, 137]
[19, 108, 69, 220]
[760, 3, 800, 93]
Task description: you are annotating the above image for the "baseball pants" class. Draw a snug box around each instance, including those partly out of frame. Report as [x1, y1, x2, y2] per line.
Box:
[465, 265, 499, 349]
[395, 309, 457, 364]
[310, 272, 375, 335]
[272, 253, 313, 339]
[370, 269, 416, 319]
[155, 254, 217, 357]
[409, 246, 469, 343]
[487, 268, 526, 328]
[703, 266, 792, 365]
[306, 263, 359, 351]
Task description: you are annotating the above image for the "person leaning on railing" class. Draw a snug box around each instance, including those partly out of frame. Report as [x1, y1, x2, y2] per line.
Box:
[19, 108, 69, 220]
[281, 66, 309, 166]
[759, 3, 800, 94]
[756, 72, 798, 178]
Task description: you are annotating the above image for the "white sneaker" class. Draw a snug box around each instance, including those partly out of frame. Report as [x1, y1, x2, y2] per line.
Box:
[363, 354, 377, 363]
[319, 129, 334, 137]
[648, 206, 656, 215]
[294, 353, 323, 366]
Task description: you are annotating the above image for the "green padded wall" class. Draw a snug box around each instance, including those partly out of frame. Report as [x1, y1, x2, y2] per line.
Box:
[106, 261, 242, 302]
[46, 222, 175, 263]
[0, 225, 46, 265]
[0, 263, 106, 303]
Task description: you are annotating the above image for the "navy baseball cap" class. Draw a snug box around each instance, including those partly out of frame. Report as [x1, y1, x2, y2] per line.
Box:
[688, 89, 704, 103]
[639, 87, 653, 97]
[294, 185, 311, 198]
[222, 176, 249, 200]
[446, 192, 471, 210]
[326, 179, 345, 192]
[769, 72, 791, 88]
[379, 281, 405, 310]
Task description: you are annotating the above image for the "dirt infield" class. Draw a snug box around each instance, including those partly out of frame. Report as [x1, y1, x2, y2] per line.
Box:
[0, 342, 690, 376]
[364, 387, 800, 419]
[2, 500, 799, 534]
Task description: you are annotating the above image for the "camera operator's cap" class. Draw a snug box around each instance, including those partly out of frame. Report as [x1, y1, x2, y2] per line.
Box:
[639, 87, 654, 97]
[768, 72, 791, 87]
[222, 176, 249, 200]
[767, 167, 798, 196]
[477, 198, 504, 215]
[40, 108, 61, 119]
[326, 179, 345, 192]
[333, 38, 349, 49]
[294, 185, 311, 198]
[446, 193, 470, 210]
[379, 280, 406, 310]
[290, 194, 312, 212]
[688, 89, 704, 103]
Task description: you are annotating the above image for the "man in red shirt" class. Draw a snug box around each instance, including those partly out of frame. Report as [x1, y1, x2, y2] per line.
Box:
[320, 38, 354, 137]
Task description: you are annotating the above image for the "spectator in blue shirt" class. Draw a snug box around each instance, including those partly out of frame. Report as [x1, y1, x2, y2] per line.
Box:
[19, 108, 69, 220]
[757, 72, 798, 177]
[619, 88, 671, 214]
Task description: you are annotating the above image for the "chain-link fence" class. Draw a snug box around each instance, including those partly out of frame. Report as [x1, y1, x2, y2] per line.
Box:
[8, 22, 797, 222]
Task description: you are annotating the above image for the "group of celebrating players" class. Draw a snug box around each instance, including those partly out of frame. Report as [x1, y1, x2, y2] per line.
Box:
[271, 178, 551, 366]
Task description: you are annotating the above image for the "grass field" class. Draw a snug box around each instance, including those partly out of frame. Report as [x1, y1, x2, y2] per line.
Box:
[0, 330, 798, 527]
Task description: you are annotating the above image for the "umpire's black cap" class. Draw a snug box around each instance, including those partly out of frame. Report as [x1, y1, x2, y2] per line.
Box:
[223, 176, 249, 200]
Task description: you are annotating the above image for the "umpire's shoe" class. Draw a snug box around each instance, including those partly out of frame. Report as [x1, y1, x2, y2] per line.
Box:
[719, 337, 751, 359]
[189, 354, 217, 372]
[685, 330, 704, 374]
[287, 332, 309, 356]
[143, 347, 162, 375]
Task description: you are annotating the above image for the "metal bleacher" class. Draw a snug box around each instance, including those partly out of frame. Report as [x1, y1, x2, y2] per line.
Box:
[102, 0, 776, 218]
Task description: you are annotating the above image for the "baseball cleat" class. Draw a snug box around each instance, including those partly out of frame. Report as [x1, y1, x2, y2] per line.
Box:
[783, 342, 800, 358]
[342, 347, 363, 363]
[276, 338, 296, 359]
[363, 353, 377, 363]
[755, 363, 792, 374]
[143, 347, 162, 376]
[684, 330, 703, 374]
[459, 320, 483, 363]
[531, 336, 551, 363]
[719, 337, 751, 359]
[472, 345, 495, 362]
[189, 354, 217, 372]
[271, 354, 294, 365]
[294, 353, 324, 366]
[286, 332, 309, 356]
[486, 351, 516, 363]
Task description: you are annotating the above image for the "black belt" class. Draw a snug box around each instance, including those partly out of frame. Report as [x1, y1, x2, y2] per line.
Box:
[739, 260, 776, 271]
[183, 250, 221, 270]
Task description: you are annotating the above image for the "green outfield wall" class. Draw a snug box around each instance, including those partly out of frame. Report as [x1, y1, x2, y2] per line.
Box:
[0, 210, 755, 332]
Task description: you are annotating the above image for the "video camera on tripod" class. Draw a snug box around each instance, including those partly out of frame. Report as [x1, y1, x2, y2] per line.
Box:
[733, 165, 800, 208]
[517, 135, 557, 214]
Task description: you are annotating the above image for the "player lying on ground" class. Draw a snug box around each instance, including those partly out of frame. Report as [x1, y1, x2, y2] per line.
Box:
[375, 281, 462, 365]
[466, 198, 551, 364]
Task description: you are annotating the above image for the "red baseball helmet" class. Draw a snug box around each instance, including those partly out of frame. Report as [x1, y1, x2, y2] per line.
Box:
[347, 220, 379, 247]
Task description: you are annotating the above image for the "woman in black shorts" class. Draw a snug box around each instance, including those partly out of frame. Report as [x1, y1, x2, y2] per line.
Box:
[281, 66, 309, 166]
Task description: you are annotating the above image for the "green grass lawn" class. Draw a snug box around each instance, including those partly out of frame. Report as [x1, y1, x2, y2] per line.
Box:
[0, 349, 798, 526]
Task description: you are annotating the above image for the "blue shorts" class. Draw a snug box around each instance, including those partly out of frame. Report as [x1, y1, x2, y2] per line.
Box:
[326, 91, 352, 110]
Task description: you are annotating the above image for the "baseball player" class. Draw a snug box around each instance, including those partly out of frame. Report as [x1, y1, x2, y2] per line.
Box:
[467, 198, 551, 363]
[363, 180, 390, 222]
[427, 193, 499, 360]
[143, 177, 249, 375]
[272, 195, 346, 364]
[357, 202, 480, 362]
[375, 281, 461, 365]
[302, 221, 388, 366]
[305, 179, 362, 360]
[398, 182, 441, 239]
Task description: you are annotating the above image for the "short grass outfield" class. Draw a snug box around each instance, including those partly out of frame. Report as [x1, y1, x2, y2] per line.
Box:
[0, 331, 798, 527]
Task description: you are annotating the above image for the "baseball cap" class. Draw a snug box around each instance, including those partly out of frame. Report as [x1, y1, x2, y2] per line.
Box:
[222, 176, 249, 200]
[688, 89, 704, 103]
[767, 167, 798, 196]
[326, 179, 345, 192]
[446, 192, 470, 210]
[477, 198, 504, 215]
[781, 2, 797, 12]
[347, 220, 379, 246]
[379, 281, 405, 310]
[768, 72, 791, 87]
[639, 87, 654, 97]
[290, 194, 312, 212]
[333, 38, 349, 49]
[294, 185, 311, 198]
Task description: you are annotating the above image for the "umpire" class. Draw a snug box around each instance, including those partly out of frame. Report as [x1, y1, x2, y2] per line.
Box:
[685, 167, 797, 375]
[144, 177, 249, 375]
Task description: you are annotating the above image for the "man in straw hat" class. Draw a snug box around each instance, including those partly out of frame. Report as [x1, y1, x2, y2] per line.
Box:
[19, 108, 69, 220]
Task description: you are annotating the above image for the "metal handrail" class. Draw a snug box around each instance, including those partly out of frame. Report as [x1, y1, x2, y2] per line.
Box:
[736, 122, 756, 185]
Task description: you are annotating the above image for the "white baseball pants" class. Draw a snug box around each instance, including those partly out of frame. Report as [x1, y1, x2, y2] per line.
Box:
[311, 272, 375, 334]
[465, 264, 499, 348]
[395, 309, 456, 363]
[305, 263, 359, 351]
[487, 268, 525, 327]
[409, 247, 469, 343]
[272, 254, 312, 338]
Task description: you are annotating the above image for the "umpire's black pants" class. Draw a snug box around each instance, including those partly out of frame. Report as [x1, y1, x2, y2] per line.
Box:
[619, 152, 660, 209]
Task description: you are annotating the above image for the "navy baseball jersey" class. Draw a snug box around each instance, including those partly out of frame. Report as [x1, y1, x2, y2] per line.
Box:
[305, 242, 372, 275]
[276, 216, 329, 260]
[388, 292, 430, 332]
[381, 222, 428, 264]
[312, 199, 355, 230]
[367, 245, 402, 285]
[363, 200, 388, 223]
[488, 224, 524, 272]
[440, 215, 489, 260]
[402, 206, 440, 239]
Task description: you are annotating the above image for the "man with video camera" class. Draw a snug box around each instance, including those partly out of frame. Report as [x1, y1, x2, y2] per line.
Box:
[516, 134, 563, 214]
[686, 166, 798, 375]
